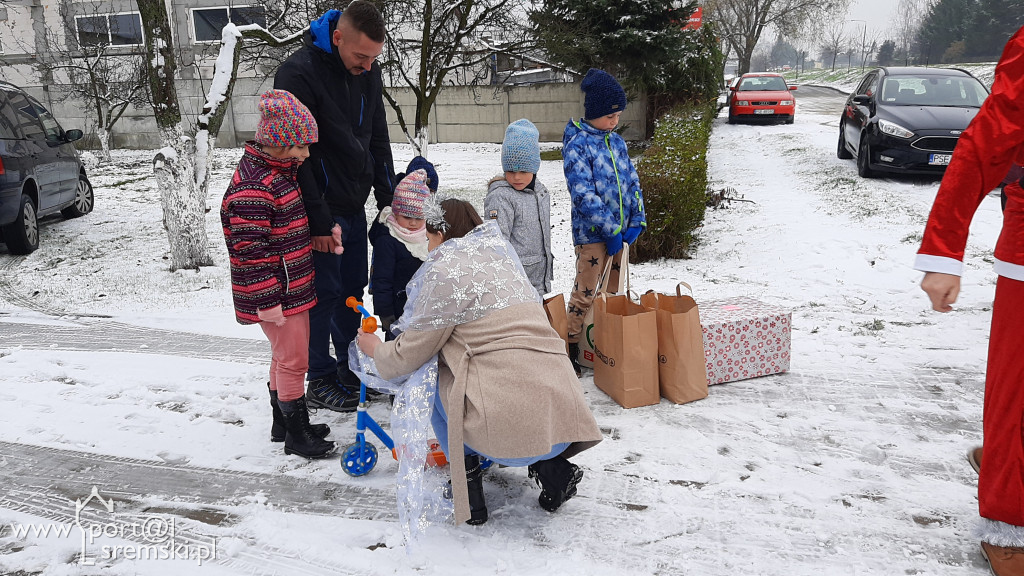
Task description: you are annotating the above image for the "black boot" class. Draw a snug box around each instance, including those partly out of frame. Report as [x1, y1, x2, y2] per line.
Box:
[305, 373, 359, 412]
[528, 456, 584, 513]
[269, 385, 330, 442]
[465, 454, 488, 525]
[278, 397, 337, 459]
[568, 343, 583, 377]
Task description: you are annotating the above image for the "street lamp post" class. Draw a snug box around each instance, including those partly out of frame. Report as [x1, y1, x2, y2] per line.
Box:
[849, 19, 868, 69]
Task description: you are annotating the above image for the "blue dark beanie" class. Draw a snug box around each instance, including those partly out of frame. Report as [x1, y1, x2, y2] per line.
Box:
[502, 119, 541, 174]
[581, 68, 627, 120]
[406, 156, 438, 192]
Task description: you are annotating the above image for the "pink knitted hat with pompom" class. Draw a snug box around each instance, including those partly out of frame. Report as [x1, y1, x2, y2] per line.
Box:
[255, 89, 318, 147]
[392, 169, 431, 218]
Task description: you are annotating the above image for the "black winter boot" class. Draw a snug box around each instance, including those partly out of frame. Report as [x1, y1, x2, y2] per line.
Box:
[465, 454, 488, 525]
[269, 385, 330, 442]
[528, 456, 584, 513]
[278, 397, 337, 459]
[305, 373, 359, 412]
[568, 343, 583, 377]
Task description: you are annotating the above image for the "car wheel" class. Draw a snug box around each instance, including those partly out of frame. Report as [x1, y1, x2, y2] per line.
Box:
[727, 107, 737, 124]
[857, 135, 875, 178]
[837, 123, 853, 159]
[61, 174, 94, 218]
[786, 115, 794, 125]
[1, 194, 39, 254]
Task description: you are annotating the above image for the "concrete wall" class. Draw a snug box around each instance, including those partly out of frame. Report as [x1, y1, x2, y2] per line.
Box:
[17, 80, 647, 149]
[385, 83, 646, 144]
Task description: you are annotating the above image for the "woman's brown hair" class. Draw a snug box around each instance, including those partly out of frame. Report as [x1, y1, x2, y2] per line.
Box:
[426, 199, 483, 239]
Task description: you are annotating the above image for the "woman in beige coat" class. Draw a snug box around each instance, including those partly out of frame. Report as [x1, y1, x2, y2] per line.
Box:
[357, 197, 602, 526]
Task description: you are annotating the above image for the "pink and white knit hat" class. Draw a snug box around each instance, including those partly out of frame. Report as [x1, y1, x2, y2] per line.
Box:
[392, 169, 431, 218]
[255, 89, 318, 147]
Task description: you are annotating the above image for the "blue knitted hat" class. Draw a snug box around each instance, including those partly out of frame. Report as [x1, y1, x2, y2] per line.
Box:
[406, 156, 439, 192]
[581, 68, 627, 120]
[501, 119, 541, 174]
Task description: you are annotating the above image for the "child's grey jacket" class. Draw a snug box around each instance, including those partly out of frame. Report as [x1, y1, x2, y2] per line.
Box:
[483, 176, 553, 295]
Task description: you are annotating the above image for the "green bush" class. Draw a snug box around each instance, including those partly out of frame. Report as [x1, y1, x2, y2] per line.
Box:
[632, 100, 717, 262]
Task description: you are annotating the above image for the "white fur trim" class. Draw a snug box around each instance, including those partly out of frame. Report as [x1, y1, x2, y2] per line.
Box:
[993, 258, 1024, 282]
[977, 518, 1024, 547]
[913, 254, 963, 276]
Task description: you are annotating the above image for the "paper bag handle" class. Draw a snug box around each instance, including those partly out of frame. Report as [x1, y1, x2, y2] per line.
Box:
[676, 282, 693, 297]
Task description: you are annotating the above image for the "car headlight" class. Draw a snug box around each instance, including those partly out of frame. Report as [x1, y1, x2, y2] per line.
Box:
[879, 119, 914, 139]
[736, 100, 749, 106]
[779, 100, 792, 106]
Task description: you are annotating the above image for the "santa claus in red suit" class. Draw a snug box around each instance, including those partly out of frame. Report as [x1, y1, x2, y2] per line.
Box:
[916, 26, 1024, 574]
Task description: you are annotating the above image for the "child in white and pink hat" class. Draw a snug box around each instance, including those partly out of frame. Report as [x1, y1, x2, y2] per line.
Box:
[370, 169, 432, 340]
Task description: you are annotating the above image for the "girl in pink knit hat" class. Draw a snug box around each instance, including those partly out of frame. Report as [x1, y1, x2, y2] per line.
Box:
[369, 169, 432, 341]
[221, 89, 337, 460]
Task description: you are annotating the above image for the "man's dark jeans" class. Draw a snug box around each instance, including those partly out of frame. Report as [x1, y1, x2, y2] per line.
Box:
[308, 212, 368, 381]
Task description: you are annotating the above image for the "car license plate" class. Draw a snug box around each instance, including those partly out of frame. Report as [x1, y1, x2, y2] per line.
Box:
[929, 154, 952, 166]
[754, 109, 774, 115]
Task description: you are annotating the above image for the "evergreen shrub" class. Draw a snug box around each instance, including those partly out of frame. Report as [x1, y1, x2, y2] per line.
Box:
[632, 100, 717, 262]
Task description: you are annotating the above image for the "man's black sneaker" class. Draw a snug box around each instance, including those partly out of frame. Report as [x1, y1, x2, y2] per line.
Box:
[305, 373, 358, 412]
[338, 366, 382, 398]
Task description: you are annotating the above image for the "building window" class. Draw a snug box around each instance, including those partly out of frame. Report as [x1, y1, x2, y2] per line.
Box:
[76, 13, 143, 47]
[192, 7, 266, 43]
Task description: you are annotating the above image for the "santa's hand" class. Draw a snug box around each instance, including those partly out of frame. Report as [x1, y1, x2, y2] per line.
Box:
[921, 272, 960, 313]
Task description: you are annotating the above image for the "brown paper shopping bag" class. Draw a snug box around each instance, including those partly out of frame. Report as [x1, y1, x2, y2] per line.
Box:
[543, 293, 570, 354]
[592, 293, 660, 408]
[640, 283, 709, 404]
[578, 244, 629, 369]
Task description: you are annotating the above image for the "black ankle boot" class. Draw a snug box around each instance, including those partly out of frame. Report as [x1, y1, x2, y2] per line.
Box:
[278, 397, 337, 459]
[270, 385, 330, 442]
[465, 454, 488, 525]
[528, 456, 583, 513]
[568, 343, 582, 377]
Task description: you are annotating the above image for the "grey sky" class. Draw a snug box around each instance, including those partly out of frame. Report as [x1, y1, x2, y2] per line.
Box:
[847, 0, 900, 36]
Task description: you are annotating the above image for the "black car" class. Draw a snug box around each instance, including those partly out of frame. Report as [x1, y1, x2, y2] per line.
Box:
[837, 67, 989, 178]
[0, 81, 93, 254]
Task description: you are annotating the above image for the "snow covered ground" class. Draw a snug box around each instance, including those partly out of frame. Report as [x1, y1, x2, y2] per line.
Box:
[0, 87, 1002, 575]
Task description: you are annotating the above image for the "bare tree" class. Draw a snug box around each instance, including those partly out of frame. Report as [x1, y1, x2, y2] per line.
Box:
[0, 1, 149, 162]
[137, 0, 304, 270]
[379, 0, 532, 156]
[818, 13, 849, 71]
[860, 30, 883, 69]
[890, 0, 930, 65]
[706, 0, 850, 75]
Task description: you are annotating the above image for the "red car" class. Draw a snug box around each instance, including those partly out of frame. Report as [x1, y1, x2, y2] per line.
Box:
[728, 73, 797, 124]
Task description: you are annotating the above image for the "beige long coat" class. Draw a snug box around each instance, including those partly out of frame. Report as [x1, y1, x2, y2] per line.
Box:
[374, 301, 602, 524]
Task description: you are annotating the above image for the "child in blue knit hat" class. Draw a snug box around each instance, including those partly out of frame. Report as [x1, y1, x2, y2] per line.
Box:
[562, 68, 647, 376]
[484, 118, 553, 296]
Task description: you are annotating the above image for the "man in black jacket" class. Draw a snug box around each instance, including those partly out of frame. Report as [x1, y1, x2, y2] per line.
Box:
[274, 1, 395, 411]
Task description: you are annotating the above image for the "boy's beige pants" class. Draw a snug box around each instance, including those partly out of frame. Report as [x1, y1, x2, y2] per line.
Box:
[567, 242, 623, 344]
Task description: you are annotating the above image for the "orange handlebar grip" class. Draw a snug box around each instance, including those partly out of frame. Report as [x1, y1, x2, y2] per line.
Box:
[345, 296, 359, 310]
[362, 317, 378, 333]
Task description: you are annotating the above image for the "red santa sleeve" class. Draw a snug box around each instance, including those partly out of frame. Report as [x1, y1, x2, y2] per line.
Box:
[915, 26, 1024, 276]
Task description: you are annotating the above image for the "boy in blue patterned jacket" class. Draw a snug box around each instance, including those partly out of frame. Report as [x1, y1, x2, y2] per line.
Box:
[562, 68, 646, 375]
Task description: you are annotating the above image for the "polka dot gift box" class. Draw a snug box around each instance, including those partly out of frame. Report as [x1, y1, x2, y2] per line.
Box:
[700, 298, 791, 385]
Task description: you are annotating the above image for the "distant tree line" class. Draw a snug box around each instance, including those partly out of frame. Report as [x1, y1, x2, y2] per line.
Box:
[915, 0, 1024, 64]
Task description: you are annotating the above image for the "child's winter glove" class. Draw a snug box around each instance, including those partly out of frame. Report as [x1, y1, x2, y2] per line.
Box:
[381, 315, 396, 334]
[605, 233, 623, 256]
[622, 226, 643, 246]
